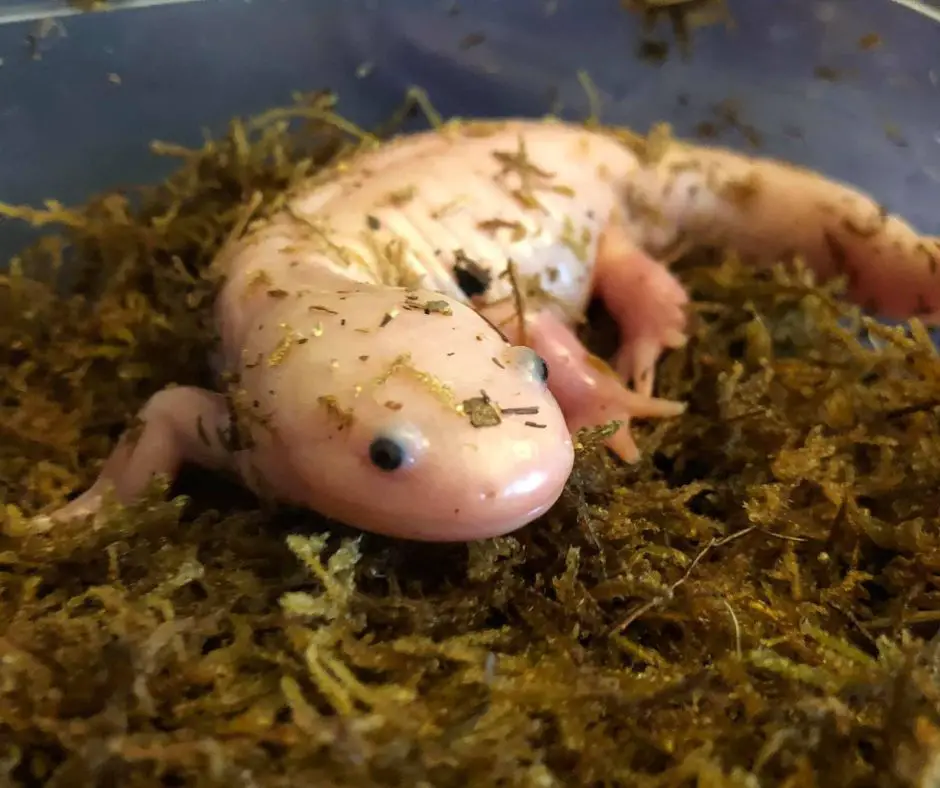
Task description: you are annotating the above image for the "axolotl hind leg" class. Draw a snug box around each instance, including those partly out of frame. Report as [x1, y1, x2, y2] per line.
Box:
[31, 386, 235, 528]
[484, 303, 686, 462]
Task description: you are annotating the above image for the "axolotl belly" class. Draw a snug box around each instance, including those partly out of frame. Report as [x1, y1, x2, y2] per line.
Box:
[36, 118, 940, 541]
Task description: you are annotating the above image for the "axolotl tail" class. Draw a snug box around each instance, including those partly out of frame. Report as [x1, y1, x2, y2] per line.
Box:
[621, 138, 940, 324]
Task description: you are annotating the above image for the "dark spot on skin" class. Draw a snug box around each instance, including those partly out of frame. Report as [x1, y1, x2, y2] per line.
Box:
[454, 249, 492, 297]
[525, 421, 547, 429]
[369, 436, 405, 471]
[447, 352, 456, 356]
[341, 319, 346, 326]
[492, 357, 505, 369]
[366, 215, 381, 230]
[359, 355, 369, 361]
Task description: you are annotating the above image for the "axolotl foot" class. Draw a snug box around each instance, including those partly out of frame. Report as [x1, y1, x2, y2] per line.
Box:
[485, 305, 686, 462]
[28, 386, 235, 530]
[594, 218, 690, 399]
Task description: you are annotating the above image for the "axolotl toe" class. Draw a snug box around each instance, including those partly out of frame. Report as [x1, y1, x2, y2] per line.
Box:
[34, 117, 940, 541]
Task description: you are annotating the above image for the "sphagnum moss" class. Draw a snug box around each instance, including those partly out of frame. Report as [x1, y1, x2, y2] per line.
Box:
[2, 92, 940, 787]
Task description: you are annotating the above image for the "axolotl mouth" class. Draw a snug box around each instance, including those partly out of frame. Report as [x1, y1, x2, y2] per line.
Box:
[334, 397, 575, 541]
[256, 289, 575, 542]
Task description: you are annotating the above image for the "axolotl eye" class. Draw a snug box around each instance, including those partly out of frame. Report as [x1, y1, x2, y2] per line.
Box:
[506, 346, 549, 386]
[367, 424, 428, 473]
[369, 437, 405, 471]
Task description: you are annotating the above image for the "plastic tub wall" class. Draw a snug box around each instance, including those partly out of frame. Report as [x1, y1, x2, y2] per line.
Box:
[1, 0, 938, 266]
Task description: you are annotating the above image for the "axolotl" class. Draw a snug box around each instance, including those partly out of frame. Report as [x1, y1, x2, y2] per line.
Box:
[35, 118, 940, 541]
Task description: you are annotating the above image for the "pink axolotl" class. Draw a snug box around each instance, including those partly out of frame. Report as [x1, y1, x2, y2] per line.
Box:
[34, 118, 940, 541]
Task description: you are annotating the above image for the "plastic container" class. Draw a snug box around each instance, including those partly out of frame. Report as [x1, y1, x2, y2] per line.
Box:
[1, 0, 938, 264]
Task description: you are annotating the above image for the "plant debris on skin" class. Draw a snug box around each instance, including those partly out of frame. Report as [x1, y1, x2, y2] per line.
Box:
[3, 92, 940, 788]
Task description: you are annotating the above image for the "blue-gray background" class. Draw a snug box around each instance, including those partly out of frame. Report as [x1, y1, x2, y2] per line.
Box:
[0, 0, 938, 263]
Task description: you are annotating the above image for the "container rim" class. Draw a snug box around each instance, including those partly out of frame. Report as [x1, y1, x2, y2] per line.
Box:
[0, 0, 209, 27]
[1, 0, 939, 27]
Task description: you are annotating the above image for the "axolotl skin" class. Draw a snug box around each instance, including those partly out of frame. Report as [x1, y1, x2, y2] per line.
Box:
[35, 118, 940, 541]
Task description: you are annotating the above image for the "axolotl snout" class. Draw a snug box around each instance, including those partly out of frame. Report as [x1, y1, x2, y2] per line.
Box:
[33, 117, 940, 542]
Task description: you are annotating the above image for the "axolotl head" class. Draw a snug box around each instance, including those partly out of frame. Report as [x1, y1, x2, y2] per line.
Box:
[243, 284, 574, 541]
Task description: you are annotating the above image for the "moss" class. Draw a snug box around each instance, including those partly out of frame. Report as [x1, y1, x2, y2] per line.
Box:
[2, 91, 940, 787]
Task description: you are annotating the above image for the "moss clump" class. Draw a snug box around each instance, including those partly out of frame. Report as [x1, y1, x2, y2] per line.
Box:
[2, 92, 940, 787]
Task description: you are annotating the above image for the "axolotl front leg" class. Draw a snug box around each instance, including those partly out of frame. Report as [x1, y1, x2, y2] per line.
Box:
[478, 294, 686, 463]
[593, 216, 691, 399]
[32, 386, 237, 528]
